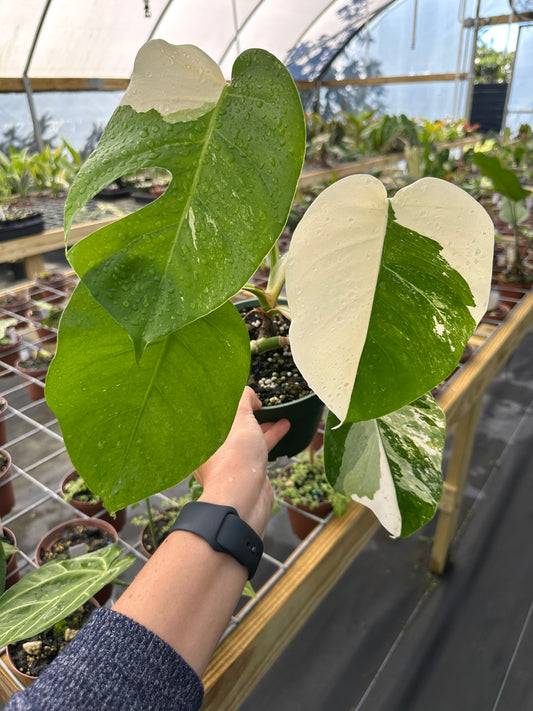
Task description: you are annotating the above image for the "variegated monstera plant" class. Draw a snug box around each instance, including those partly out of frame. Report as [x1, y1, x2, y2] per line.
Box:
[46, 40, 494, 538]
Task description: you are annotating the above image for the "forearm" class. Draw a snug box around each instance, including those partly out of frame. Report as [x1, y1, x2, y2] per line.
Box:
[112, 529, 248, 676]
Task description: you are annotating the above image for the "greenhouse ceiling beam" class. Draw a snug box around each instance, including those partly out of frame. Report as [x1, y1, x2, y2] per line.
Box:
[295, 72, 468, 90]
[0, 78, 130, 93]
[463, 12, 533, 26]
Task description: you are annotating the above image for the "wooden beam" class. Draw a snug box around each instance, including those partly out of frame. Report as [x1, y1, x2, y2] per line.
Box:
[437, 288, 533, 431]
[296, 73, 468, 91]
[298, 136, 479, 189]
[0, 78, 129, 93]
[468, 12, 533, 27]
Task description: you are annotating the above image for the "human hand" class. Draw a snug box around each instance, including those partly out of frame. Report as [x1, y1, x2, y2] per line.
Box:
[195, 386, 290, 537]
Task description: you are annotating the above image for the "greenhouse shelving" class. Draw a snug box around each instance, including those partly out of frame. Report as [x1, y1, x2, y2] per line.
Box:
[1, 274, 533, 707]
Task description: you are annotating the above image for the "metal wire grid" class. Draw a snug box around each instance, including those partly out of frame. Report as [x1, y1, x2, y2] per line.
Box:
[0, 274, 527, 690]
[0, 275, 334, 689]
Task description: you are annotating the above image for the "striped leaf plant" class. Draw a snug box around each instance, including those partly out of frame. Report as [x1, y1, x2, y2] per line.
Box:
[46, 40, 494, 538]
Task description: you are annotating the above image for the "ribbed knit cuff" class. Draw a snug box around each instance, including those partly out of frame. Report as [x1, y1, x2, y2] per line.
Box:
[6, 607, 204, 711]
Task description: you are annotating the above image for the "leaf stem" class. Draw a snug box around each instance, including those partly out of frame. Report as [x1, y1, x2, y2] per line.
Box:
[145, 497, 158, 552]
[250, 336, 290, 355]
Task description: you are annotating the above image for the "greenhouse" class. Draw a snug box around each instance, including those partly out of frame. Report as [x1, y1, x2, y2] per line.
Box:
[0, 1, 532, 709]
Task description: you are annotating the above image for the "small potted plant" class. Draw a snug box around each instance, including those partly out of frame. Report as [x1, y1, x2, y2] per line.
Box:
[0, 290, 30, 315]
[16, 349, 53, 401]
[0, 448, 15, 517]
[61, 469, 127, 532]
[1, 527, 20, 589]
[35, 270, 68, 304]
[0, 205, 44, 242]
[0, 318, 21, 377]
[0, 545, 133, 680]
[26, 300, 63, 342]
[473, 152, 532, 297]
[6, 599, 99, 683]
[35, 517, 120, 605]
[272, 449, 348, 539]
[0, 396, 8, 446]
[132, 494, 192, 556]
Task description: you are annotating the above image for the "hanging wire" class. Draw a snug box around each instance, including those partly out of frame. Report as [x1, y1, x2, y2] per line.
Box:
[144, 0, 151, 18]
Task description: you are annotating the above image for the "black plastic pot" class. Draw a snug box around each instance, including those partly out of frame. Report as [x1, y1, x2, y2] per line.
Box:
[0, 213, 44, 241]
[237, 298, 324, 460]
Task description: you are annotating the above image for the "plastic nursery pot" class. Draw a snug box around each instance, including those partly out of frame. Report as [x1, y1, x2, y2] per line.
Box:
[237, 298, 325, 460]
[60, 470, 127, 533]
[0, 332, 21, 378]
[15, 358, 50, 401]
[35, 272, 67, 304]
[286, 500, 333, 541]
[0, 448, 15, 517]
[6, 597, 99, 683]
[0, 396, 7, 446]
[1, 525, 20, 589]
[35, 518, 118, 606]
[255, 393, 325, 461]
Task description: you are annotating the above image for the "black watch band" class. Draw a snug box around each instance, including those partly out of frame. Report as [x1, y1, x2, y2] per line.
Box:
[169, 501, 263, 578]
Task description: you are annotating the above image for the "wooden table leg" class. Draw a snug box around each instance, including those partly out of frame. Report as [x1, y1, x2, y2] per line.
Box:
[23, 254, 45, 280]
[430, 398, 483, 575]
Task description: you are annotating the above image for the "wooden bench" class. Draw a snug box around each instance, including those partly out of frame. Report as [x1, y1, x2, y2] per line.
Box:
[0, 219, 117, 280]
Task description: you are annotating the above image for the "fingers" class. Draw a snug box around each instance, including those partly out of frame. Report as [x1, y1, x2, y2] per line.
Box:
[261, 418, 291, 452]
[238, 386, 263, 414]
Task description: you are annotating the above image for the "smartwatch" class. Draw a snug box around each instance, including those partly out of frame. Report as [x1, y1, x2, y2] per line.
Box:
[169, 501, 263, 578]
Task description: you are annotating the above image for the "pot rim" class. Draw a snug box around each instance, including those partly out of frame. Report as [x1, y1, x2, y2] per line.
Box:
[35, 517, 118, 566]
[0, 448, 12, 478]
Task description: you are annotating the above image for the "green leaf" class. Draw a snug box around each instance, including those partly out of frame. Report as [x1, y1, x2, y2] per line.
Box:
[0, 545, 133, 647]
[286, 175, 494, 423]
[499, 196, 529, 226]
[66, 42, 305, 355]
[472, 153, 531, 202]
[46, 282, 250, 511]
[324, 393, 445, 537]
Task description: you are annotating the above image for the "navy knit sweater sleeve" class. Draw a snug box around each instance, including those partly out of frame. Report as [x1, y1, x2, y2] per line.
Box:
[5, 608, 204, 711]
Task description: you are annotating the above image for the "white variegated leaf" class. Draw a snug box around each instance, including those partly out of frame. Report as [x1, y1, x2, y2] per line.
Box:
[324, 393, 445, 537]
[286, 175, 494, 423]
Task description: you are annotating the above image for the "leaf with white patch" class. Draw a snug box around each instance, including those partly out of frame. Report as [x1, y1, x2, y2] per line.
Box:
[286, 175, 493, 423]
[324, 393, 445, 537]
[65, 41, 305, 355]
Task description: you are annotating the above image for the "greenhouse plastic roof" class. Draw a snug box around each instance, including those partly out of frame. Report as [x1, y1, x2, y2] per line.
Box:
[0, 0, 394, 84]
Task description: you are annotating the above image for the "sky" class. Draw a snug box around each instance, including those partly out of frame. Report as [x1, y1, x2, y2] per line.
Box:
[480, 24, 519, 52]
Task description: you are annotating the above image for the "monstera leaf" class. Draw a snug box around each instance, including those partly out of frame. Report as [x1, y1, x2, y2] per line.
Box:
[286, 175, 494, 423]
[325, 394, 445, 537]
[46, 282, 250, 511]
[65, 41, 305, 355]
